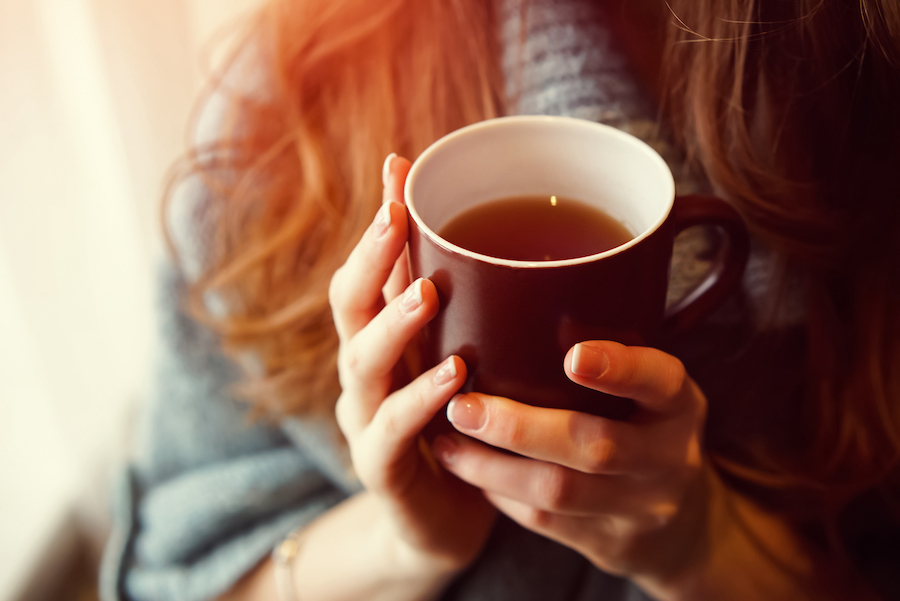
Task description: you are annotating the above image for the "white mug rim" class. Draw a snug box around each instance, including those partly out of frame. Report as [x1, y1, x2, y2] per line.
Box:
[404, 115, 675, 268]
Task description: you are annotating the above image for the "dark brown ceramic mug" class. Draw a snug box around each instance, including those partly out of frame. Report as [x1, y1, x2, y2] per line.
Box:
[405, 116, 748, 419]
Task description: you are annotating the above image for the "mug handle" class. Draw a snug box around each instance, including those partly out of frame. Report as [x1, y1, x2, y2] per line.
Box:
[660, 194, 750, 338]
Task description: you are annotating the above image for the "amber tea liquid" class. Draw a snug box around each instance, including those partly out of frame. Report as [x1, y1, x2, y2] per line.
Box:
[438, 195, 633, 261]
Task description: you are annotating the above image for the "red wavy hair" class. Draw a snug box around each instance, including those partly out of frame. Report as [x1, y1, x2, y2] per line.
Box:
[164, 0, 504, 417]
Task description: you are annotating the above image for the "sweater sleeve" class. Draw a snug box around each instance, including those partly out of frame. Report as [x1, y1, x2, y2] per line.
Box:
[99, 265, 355, 601]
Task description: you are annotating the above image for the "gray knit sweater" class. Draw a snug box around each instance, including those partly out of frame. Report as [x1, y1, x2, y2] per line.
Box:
[99, 1, 712, 599]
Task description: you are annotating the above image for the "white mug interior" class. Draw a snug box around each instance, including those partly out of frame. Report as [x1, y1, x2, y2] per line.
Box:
[405, 116, 676, 267]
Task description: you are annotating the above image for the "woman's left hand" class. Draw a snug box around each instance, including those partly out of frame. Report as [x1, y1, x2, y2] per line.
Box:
[431, 340, 710, 585]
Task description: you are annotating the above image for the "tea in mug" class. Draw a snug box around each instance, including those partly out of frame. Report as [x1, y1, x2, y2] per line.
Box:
[438, 194, 633, 261]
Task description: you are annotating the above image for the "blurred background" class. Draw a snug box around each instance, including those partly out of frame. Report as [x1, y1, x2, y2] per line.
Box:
[0, 0, 262, 598]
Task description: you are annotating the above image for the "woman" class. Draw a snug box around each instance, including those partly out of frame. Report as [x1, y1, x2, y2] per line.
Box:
[101, 0, 900, 600]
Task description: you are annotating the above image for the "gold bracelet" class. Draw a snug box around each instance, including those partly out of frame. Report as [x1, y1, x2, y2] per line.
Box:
[272, 528, 307, 601]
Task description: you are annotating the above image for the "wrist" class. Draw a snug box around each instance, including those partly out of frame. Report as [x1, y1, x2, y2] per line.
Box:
[273, 528, 311, 601]
[380, 508, 468, 586]
[282, 492, 464, 601]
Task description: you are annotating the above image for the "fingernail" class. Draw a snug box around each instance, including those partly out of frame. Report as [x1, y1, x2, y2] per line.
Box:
[373, 202, 392, 238]
[432, 435, 458, 466]
[399, 278, 424, 313]
[382, 152, 397, 187]
[433, 357, 458, 386]
[571, 343, 609, 378]
[447, 395, 485, 431]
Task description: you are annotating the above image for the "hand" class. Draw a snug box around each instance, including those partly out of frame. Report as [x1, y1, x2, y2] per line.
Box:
[431, 341, 709, 583]
[328, 154, 496, 574]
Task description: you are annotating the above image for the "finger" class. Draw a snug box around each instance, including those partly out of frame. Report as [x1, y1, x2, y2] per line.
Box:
[338, 278, 437, 401]
[383, 247, 411, 304]
[381, 152, 412, 205]
[565, 341, 703, 416]
[341, 357, 462, 497]
[365, 356, 466, 445]
[382, 154, 413, 302]
[445, 394, 646, 475]
[481, 491, 609, 562]
[329, 200, 408, 341]
[484, 490, 591, 541]
[434, 434, 640, 517]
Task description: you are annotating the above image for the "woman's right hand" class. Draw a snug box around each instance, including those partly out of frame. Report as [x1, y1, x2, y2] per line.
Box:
[328, 154, 497, 575]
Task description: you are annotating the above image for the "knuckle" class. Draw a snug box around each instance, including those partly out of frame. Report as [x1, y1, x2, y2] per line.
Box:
[525, 506, 555, 531]
[661, 357, 689, 401]
[352, 452, 382, 490]
[338, 342, 362, 378]
[584, 437, 617, 474]
[344, 345, 362, 375]
[495, 407, 527, 449]
[327, 266, 345, 310]
[573, 416, 617, 473]
[378, 408, 401, 440]
[335, 344, 348, 371]
[647, 500, 680, 529]
[689, 378, 708, 417]
[334, 395, 352, 432]
[535, 464, 572, 511]
[341, 339, 379, 383]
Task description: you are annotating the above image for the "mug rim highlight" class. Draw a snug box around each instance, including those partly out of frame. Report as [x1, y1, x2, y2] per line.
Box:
[404, 115, 676, 269]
